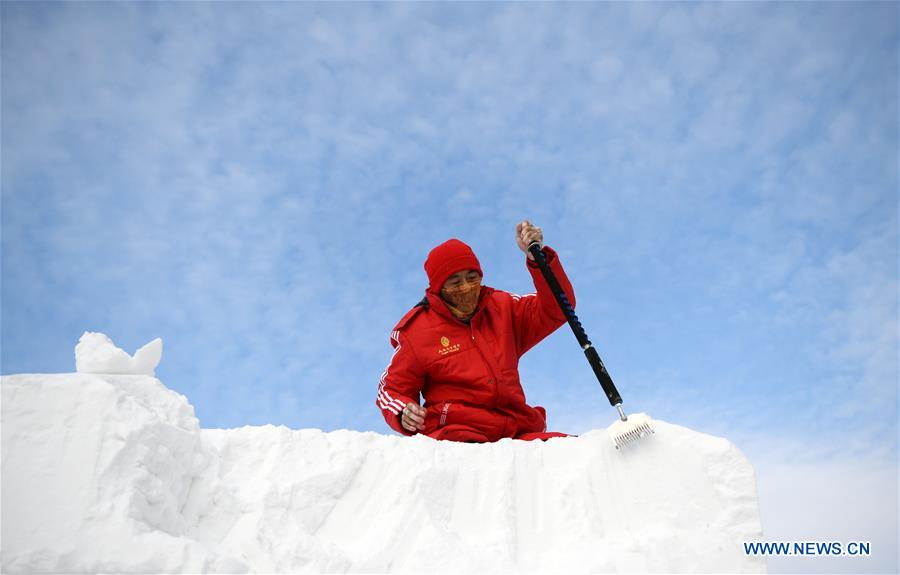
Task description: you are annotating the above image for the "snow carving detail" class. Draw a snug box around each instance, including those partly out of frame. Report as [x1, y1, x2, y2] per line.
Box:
[75, 331, 163, 376]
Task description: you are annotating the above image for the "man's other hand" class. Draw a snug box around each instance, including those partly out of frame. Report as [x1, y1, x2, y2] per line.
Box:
[401, 403, 426, 433]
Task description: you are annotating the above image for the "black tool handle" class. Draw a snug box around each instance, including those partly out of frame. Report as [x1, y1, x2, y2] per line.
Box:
[528, 242, 623, 407]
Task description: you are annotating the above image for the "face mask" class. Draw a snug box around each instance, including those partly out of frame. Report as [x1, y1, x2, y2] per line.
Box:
[441, 280, 482, 320]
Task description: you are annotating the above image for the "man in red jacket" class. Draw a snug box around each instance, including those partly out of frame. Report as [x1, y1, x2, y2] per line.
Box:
[376, 220, 577, 442]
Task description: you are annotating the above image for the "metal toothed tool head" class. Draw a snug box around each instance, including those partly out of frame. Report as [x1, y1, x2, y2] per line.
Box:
[607, 412, 655, 449]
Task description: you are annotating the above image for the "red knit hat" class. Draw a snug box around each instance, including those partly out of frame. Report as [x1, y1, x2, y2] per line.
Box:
[424, 238, 483, 293]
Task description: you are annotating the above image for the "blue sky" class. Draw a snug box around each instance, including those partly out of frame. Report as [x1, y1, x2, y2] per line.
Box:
[2, 2, 897, 572]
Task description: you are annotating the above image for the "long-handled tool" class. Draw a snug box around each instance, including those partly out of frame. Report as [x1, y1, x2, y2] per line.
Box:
[528, 242, 654, 449]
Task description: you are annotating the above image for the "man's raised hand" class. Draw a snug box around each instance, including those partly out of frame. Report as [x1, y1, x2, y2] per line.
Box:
[516, 220, 544, 260]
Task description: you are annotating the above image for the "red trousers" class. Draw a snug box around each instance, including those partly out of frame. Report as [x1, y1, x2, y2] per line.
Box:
[422, 402, 569, 443]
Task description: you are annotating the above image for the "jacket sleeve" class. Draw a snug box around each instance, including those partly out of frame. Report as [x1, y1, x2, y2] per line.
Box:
[511, 245, 577, 357]
[376, 329, 426, 436]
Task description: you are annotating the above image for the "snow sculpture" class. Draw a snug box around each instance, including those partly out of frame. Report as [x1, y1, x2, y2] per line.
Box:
[1, 333, 766, 573]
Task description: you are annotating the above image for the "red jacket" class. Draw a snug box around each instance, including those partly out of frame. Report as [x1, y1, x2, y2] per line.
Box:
[376, 246, 576, 442]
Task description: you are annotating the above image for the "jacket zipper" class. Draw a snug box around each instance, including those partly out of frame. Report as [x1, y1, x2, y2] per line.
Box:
[470, 322, 500, 406]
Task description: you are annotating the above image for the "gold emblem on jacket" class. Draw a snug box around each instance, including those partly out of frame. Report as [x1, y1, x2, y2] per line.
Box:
[438, 336, 460, 356]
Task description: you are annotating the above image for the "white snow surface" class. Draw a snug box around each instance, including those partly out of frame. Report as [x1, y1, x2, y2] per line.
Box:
[2, 336, 766, 574]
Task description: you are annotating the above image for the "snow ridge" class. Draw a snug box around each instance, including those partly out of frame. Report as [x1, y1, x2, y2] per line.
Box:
[2, 373, 765, 573]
